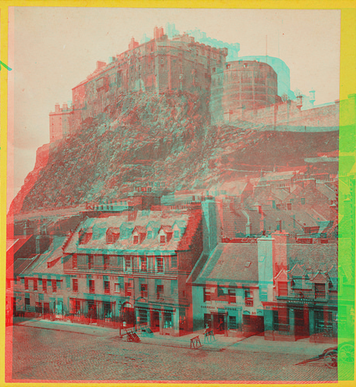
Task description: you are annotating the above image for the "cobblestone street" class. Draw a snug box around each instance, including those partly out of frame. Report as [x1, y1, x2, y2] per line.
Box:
[8, 324, 337, 382]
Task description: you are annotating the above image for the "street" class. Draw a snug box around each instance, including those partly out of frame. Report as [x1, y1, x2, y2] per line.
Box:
[7, 324, 338, 382]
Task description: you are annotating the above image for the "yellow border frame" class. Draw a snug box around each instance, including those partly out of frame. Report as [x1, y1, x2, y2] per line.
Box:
[1, 1, 355, 386]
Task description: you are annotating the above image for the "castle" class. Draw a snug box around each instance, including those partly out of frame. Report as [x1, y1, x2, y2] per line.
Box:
[49, 26, 342, 143]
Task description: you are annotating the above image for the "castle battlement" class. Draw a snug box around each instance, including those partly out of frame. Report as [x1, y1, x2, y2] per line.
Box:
[49, 26, 228, 142]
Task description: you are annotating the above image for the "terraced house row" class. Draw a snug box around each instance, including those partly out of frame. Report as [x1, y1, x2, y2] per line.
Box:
[7, 197, 341, 343]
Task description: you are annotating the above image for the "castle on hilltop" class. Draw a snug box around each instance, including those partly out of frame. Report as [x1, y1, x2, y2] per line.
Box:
[49, 26, 344, 143]
[49, 26, 228, 142]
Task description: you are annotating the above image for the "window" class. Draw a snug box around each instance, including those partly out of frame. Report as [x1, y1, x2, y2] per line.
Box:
[124, 256, 132, 272]
[42, 279, 47, 293]
[141, 284, 148, 298]
[156, 257, 164, 273]
[244, 289, 253, 307]
[104, 281, 110, 294]
[72, 255, 77, 269]
[25, 278, 29, 290]
[140, 257, 147, 272]
[52, 280, 57, 293]
[147, 230, 152, 239]
[164, 311, 172, 328]
[278, 282, 288, 297]
[125, 281, 132, 297]
[114, 283, 120, 293]
[157, 285, 164, 299]
[301, 198, 305, 205]
[133, 235, 139, 244]
[25, 297, 30, 310]
[229, 316, 237, 330]
[104, 255, 109, 270]
[204, 287, 211, 302]
[33, 279, 38, 291]
[315, 284, 326, 299]
[72, 279, 78, 292]
[88, 255, 93, 270]
[228, 289, 236, 304]
[171, 256, 177, 269]
[89, 280, 95, 294]
[174, 230, 179, 239]
[287, 203, 292, 210]
[160, 235, 165, 244]
[273, 309, 289, 332]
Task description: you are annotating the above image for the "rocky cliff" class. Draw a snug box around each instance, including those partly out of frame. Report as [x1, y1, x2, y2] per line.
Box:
[10, 90, 338, 214]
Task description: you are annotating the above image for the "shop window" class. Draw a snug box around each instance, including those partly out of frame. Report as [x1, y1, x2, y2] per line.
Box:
[89, 280, 95, 294]
[138, 309, 148, 324]
[278, 282, 288, 297]
[164, 311, 173, 328]
[273, 309, 289, 332]
[157, 285, 164, 299]
[228, 289, 236, 304]
[104, 281, 110, 294]
[72, 279, 78, 292]
[141, 283, 148, 298]
[104, 302, 112, 318]
[315, 283, 326, 299]
[229, 316, 237, 330]
[52, 280, 57, 293]
[156, 257, 164, 273]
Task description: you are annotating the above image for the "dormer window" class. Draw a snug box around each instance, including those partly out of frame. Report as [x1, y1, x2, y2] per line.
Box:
[174, 230, 179, 239]
[133, 235, 139, 245]
[106, 228, 120, 244]
[160, 235, 165, 244]
[147, 230, 153, 239]
[315, 283, 326, 299]
[79, 229, 92, 244]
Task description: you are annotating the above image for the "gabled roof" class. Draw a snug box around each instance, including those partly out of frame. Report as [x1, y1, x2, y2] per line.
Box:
[133, 226, 147, 234]
[193, 243, 258, 285]
[274, 269, 288, 282]
[159, 225, 173, 234]
[309, 270, 329, 283]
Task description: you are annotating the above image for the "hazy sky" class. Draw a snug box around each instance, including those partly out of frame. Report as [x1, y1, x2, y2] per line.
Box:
[8, 7, 340, 207]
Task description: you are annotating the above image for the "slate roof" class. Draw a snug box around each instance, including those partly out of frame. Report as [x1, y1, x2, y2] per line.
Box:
[64, 209, 201, 254]
[194, 243, 258, 285]
[21, 237, 67, 276]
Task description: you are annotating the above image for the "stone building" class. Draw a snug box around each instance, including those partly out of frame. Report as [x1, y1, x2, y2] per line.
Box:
[49, 27, 228, 141]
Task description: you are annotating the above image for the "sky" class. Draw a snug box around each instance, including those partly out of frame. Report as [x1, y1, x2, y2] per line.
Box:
[7, 7, 341, 209]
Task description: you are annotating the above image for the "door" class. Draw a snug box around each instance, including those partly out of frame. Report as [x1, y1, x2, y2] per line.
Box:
[88, 300, 97, 322]
[294, 308, 309, 339]
[213, 314, 226, 334]
[151, 311, 160, 332]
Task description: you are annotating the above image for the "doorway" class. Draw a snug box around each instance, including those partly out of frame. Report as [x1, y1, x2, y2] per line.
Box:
[151, 311, 160, 332]
[294, 308, 309, 339]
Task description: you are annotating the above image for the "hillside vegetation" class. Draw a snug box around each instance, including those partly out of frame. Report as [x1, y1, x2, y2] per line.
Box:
[10, 91, 338, 214]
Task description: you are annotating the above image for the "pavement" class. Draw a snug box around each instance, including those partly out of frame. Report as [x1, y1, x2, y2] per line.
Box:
[13, 317, 334, 358]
